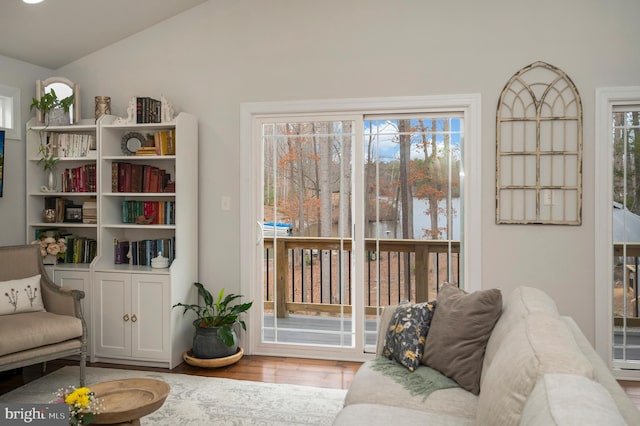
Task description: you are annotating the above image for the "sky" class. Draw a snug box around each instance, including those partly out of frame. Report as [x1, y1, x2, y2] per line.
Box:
[364, 118, 462, 162]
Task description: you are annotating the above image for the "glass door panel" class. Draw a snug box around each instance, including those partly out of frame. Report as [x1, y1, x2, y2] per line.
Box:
[262, 119, 355, 348]
[363, 115, 462, 351]
[612, 108, 640, 367]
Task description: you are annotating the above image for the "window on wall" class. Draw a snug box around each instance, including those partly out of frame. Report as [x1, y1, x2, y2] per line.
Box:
[0, 84, 20, 140]
[595, 87, 640, 373]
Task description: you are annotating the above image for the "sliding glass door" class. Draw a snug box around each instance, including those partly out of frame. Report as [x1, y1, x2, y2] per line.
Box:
[240, 95, 480, 360]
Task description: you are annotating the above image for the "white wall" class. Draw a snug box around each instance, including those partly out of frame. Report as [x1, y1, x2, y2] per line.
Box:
[45, 0, 640, 343]
[0, 56, 52, 244]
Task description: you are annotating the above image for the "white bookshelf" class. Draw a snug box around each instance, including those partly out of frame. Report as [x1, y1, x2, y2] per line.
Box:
[92, 113, 198, 368]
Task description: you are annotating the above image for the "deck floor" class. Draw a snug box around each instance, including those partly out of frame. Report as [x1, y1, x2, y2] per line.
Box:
[263, 314, 380, 346]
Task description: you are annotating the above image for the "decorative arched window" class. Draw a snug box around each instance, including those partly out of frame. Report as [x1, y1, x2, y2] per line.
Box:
[496, 61, 582, 225]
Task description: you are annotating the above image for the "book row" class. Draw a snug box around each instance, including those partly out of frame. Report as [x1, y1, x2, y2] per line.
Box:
[47, 133, 96, 158]
[111, 162, 172, 193]
[121, 200, 175, 225]
[61, 236, 97, 264]
[61, 164, 96, 193]
[114, 238, 175, 266]
[136, 97, 162, 124]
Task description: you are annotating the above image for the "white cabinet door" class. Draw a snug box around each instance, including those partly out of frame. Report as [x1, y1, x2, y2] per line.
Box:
[131, 274, 170, 360]
[94, 272, 131, 358]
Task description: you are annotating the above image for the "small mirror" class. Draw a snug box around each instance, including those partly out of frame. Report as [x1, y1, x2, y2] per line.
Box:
[35, 77, 80, 124]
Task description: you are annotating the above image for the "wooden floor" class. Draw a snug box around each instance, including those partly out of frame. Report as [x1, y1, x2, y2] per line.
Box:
[0, 356, 362, 397]
[1, 357, 640, 412]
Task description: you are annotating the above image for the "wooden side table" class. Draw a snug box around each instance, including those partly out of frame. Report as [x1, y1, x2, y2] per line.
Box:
[90, 378, 170, 426]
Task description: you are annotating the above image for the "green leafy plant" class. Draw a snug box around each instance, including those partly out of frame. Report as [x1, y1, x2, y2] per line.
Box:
[38, 144, 59, 172]
[173, 282, 253, 347]
[30, 88, 74, 114]
[37, 142, 58, 171]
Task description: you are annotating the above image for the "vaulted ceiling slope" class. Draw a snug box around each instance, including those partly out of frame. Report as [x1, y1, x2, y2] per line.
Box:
[0, 0, 207, 69]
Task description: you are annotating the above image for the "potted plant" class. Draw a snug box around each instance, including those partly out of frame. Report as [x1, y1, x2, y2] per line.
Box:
[38, 142, 58, 191]
[30, 88, 74, 126]
[173, 282, 253, 359]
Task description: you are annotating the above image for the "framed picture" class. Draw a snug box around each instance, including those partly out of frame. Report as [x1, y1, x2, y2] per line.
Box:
[0, 130, 4, 198]
[64, 204, 83, 223]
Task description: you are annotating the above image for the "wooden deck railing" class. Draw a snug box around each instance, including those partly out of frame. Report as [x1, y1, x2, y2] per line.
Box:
[614, 243, 640, 324]
[264, 237, 460, 318]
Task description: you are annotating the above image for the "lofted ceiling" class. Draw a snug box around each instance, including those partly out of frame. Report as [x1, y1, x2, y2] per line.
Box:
[0, 0, 207, 69]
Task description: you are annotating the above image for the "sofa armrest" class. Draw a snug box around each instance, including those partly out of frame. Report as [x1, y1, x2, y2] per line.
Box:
[375, 305, 398, 356]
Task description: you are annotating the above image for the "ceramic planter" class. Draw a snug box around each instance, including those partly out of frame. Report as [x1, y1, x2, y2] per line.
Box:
[192, 319, 238, 359]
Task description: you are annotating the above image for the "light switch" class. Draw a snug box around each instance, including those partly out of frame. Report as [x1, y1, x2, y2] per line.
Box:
[221, 196, 231, 211]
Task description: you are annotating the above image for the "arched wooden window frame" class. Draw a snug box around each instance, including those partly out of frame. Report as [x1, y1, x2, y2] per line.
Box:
[496, 61, 582, 225]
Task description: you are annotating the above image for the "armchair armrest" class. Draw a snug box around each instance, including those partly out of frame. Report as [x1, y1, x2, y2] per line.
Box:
[40, 274, 85, 319]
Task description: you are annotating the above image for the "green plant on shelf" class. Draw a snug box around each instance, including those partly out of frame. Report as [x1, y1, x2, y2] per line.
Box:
[38, 143, 58, 172]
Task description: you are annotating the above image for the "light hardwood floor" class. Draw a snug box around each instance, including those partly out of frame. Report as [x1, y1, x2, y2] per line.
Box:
[1, 357, 640, 412]
[0, 356, 362, 396]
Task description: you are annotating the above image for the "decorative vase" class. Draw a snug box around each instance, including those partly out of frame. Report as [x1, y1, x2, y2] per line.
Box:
[43, 254, 57, 265]
[46, 108, 70, 126]
[95, 96, 111, 122]
[43, 208, 56, 223]
[191, 320, 238, 359]
[46, 170, 56, 191]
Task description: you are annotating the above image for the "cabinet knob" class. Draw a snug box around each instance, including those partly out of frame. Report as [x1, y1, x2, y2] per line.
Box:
[123, 314, 130, 322]
[131, 314, 138, 323]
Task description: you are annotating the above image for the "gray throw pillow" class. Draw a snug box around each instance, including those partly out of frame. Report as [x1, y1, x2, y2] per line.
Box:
[421, 283, 502, 395]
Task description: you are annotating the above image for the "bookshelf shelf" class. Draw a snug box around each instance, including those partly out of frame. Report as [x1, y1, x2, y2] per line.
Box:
[102, 192, 176, 197]
[101, 224, 176, 230]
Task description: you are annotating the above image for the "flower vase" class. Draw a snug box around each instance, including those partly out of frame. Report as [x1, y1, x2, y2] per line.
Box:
[43, 254, 57, 265]
[46, 170, 56, 191]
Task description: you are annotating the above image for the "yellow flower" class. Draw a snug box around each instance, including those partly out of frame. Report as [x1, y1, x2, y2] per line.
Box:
[394, 324, 404, 333]
[65, 387, 91, 407]
[405, 350, 416, 361]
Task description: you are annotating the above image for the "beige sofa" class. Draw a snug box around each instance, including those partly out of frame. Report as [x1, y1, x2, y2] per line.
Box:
[0, 244, 86, 385]
[334, 286, 640, 425]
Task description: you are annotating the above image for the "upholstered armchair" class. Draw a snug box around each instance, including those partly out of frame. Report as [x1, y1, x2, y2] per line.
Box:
[0, 244, 87, 385]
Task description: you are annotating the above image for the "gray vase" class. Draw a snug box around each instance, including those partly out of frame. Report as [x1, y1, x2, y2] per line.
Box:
[46, 108, 70, 126]
[192, 319, 238, 359]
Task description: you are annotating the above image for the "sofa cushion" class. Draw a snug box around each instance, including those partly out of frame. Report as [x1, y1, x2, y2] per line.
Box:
[0, 311, 82, 357]
[519, 374, 627, 426]
[0, 275, 45, 315]
[482, 286, 559, 383]
[333, 403, 475, 426]
[344, 359, 477, 419]
[382, 301, 436, 371]
[421, 283, 502, 394]
[476, 314, 593, 426]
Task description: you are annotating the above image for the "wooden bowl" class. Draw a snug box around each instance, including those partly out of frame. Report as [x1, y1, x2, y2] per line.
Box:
[90, 378, 170, 424]
[183, 346, 244, 368]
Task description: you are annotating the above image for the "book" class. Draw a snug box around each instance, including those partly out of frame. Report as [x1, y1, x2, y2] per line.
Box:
[114, 239, 130, 264]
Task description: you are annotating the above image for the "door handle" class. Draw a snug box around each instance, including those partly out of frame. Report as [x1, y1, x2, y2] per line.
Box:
[257, 221, 264, 245]
[131, 314, 137, 323]
[123, 314, 129, 322]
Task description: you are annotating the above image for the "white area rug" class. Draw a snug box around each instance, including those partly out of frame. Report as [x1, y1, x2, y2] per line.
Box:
[0, 366, 347, 425]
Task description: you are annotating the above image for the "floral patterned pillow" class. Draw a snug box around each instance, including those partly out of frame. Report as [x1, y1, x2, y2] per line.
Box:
[0, 275, 45, 315]
[382, 301, 436, 372]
